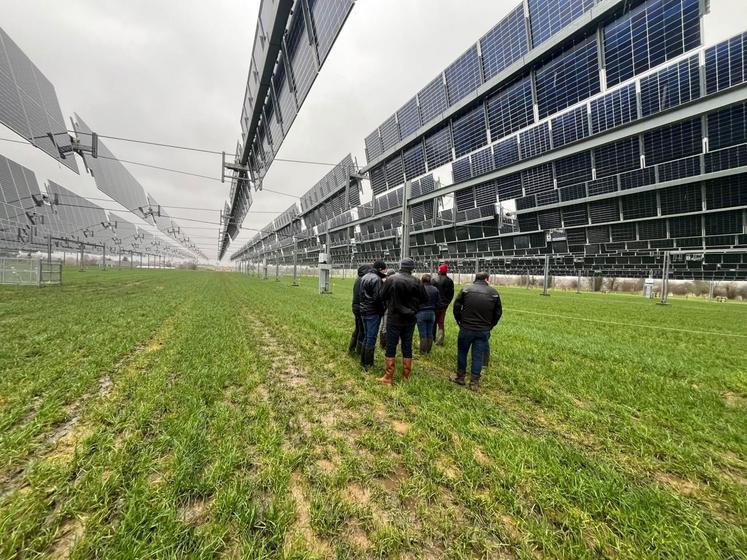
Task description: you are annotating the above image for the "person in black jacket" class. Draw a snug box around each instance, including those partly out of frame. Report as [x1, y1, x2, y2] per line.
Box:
[452, 272, 502, 391]
[416, 274, 440, 355]
[431, 263, 455, 346]
[348, 264, 369, 356]
[359, 260, 387, 369]
[377, 258, 427, 384]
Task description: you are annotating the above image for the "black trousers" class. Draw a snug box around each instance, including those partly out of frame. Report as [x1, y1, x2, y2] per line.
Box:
[351, 311, 364, 344]
[385, 322, 415, 359]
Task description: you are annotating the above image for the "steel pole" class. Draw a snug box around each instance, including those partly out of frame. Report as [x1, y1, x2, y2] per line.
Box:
[541, 255, 550, 296]
[659, 252, 670, 305]
[400, 180, 411, 260]
[102, 243, 106, 270]
[577, 270, 582, 293]
[292, 237, 299, 286]
[47, 234, 52, 264]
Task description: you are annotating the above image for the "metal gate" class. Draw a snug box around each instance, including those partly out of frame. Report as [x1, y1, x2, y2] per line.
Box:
[0, 257, 63, 286]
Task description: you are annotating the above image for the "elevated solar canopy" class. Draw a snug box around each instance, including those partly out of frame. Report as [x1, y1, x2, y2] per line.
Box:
[0, 28, 78, 173]
[220, 0, 355, 259]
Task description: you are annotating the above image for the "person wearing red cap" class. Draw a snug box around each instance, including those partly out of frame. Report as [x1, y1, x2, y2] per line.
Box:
[431, 263, 454, 346]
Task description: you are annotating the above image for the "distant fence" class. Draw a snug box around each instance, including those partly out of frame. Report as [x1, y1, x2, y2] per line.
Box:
[0, 257, 63, 286]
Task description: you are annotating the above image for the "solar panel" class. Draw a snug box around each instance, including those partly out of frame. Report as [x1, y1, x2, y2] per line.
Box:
[704, 33, 747, 95]
[309, 0, 354, 63]
[273, 53, 297, 134]
[643, 117, 701, 165]
[444, 45, 482, 106]
[370, 164, 387, 195]
[402, 141, 426, 180]
[706, 173, 747, 210]
[486, 78, 534, 143]
[47, 180, 109, 242]
[418, 75, 448, 124]
[384, 155, 404, 189]
[554, 151, 592, 187]
[365, 129, 383, 161]
[452, 157, 472, 183]
[0, 153, 34, 234]
[622, 191, 658, 219]
[424, 124, 453, 170]
[551, 105, 590, 148]
[0, 28, 78, 173]
[397, 97, 421, 139]
[379, 114, 400, 152]
[451, 104, 488, 158]
[594, 137, 640, 178]
[521, 163, 554, 195]
[519, 122, 551, 160]
[492, 136, 520, 170]
[590, 83, 637, 135]
[73, 114, 149, 219]
[479, 5, 528, 81]
[286, 12, 317, 106]
[527, 0, 595, 47]
[659, 183, 702, 215]
[470, 146, 494, 178]
[496, 172, 523, 200]
[603, 0, 701, 88]
[535, 34, 600, 119]
[707, 102, 747, 151]
[640, 55, 700, 117]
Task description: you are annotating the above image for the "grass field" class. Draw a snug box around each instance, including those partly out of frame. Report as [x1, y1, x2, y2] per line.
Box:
[0, 268, 745, 559]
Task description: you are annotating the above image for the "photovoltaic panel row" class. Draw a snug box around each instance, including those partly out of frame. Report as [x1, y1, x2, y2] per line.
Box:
[299, 154, 354, 214]
[0, 152, 40, 236]
[377, 25, 733, 197]
[364, 0, 704, 177]
[46, 180, 112, 243]
[0, 27, 78, 173]
[73, 114, 150, 221]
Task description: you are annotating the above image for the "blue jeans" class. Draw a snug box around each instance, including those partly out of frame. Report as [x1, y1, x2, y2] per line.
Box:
[385, 322, 415, 358]
[457, 328, 491, 376]
[362, 314, 382, 349]
[416, 310, 435, 341]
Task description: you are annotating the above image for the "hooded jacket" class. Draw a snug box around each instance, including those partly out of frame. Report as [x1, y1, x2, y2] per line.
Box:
[380, 271, 428, 327]
[453, 280, 502, 331]
[359, 268, 386, 316]
[351, 265, 368, 313]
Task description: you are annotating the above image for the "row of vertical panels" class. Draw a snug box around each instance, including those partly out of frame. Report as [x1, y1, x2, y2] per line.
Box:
[367, 0, 703, 195]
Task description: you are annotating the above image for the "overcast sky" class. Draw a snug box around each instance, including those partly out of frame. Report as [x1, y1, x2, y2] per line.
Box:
[0, 0, 744, 261]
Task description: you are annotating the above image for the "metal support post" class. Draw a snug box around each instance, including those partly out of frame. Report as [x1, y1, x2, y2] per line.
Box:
[708, 280, 715, 301]
[47, 234, 52, 265]
[79, 244, 85, 271]
[275, 258, 280, 281]
[541, 255, 550, 296]
[577, 270, 582, 294]
[292, 237, 299, 286]
[400, 180, 412, 259]
[140, 253, 143, 268]
[658, 252, 670, 305]
[474, 257, 479, 276]
[102, 243, 106, 270]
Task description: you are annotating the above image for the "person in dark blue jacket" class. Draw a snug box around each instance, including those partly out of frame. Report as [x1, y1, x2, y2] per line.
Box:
[416, 274, 440, 354]
[348, 264, 369, 356]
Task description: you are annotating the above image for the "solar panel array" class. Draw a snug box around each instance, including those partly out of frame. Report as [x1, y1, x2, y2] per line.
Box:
[0, 27, 78, 173]
[222, 0, 355, 258]
[0, 151, 197, 259]
[234, 0, 747, 279]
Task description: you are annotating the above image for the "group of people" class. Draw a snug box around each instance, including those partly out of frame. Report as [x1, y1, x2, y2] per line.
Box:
[349, 258, 503, 391]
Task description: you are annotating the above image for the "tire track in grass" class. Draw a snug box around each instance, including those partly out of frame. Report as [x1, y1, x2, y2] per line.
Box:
[0, 315, 180, 503]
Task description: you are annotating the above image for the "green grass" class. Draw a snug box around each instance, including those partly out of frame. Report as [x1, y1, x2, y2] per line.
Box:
[0, 268, 745, 559]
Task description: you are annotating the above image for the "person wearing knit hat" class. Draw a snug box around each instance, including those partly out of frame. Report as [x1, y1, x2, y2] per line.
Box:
[431, 262, 455, 346]
[377, 258, 427, 384]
